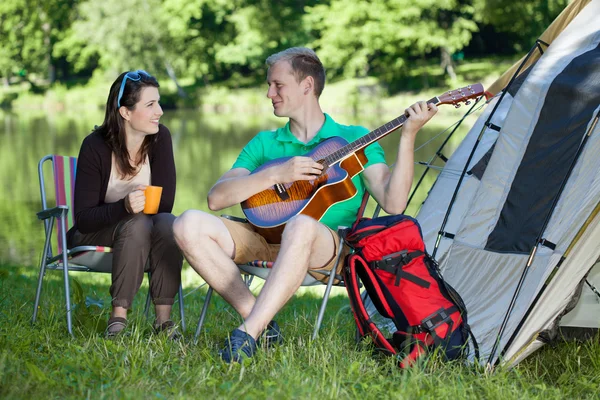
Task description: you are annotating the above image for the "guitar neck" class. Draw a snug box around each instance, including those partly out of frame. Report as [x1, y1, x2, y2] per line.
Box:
[323, 96, 440, 166]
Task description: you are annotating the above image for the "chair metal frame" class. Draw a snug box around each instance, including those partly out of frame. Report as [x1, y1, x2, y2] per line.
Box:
[193, 215, 348, 342]
[33, 154, 185, 335]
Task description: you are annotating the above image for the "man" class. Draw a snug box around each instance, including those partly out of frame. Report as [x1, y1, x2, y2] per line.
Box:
[173, 47, 437, 363]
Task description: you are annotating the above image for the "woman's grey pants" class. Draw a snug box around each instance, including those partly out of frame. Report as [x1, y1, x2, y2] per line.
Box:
[68, 213, 183, 309]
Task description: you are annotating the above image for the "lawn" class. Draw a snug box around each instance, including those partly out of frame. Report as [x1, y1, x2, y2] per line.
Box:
[0, 264, 598, 399]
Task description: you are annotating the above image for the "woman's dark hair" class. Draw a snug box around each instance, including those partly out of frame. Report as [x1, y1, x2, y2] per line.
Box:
[95, 71, 160, 179]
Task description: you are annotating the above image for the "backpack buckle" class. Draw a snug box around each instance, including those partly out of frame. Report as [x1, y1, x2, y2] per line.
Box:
[383, 250, 409, 266]
[422, 308, 450, 331]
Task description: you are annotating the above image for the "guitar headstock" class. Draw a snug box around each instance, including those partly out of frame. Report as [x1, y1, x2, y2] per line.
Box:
[437, 83, 484, 108]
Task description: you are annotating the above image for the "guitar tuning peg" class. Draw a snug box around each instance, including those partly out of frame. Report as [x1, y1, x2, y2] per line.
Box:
[465, 100, 471, 105]
[455, 104, 461, 108]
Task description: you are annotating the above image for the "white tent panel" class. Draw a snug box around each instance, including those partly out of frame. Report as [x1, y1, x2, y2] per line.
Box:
[442, 243, 558, 361]
[561, 264, 600, 328]
[418, 95, 508, 259]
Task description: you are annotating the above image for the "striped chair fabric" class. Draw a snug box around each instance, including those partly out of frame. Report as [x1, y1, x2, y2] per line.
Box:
[51, 155, 111, 256]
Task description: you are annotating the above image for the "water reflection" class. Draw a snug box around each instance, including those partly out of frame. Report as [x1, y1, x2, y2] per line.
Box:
[0, 107, 478, 265]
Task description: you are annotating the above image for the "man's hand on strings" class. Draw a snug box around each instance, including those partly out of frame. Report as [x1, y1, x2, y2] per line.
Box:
[402, 101, 438, 139]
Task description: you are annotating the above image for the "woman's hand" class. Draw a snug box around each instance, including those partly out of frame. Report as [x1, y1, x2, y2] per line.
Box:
[124, 185, 147, 214]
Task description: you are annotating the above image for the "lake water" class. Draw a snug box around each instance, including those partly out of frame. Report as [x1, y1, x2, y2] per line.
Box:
[0, 105, 481, 266]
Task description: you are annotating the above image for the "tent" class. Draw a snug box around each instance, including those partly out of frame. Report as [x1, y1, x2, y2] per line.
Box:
[365, 0, 600, 368]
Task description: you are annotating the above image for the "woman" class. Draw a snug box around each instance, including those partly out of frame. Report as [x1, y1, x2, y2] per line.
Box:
[67, 70, 183, 338]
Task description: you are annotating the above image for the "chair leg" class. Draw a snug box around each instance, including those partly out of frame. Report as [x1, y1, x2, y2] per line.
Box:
[178, 285, 186, 331]
[194, 286, 213, 344]
[312, 237, 345, 340]
[32, 218, 54, 324]
[59, 217, 73, 336]
[313, 270, 336, 340]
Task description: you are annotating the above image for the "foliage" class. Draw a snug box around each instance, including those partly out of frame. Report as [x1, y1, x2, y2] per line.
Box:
[55, 0, 170, 76]
[0, 0, 572, 91]
[305, 0, 478, 81]
[472, 0, 570, 51]
[0, 0, 81, 83]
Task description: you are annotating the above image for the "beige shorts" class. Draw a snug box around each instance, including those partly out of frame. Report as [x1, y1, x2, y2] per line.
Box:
[220, 217, 349, 283]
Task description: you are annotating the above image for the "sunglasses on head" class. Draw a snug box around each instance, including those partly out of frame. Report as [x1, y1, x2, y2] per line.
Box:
[117, 70, 151, 108]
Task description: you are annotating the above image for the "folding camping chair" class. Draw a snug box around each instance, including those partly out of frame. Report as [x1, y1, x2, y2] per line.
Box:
[33, 154, 186, 335]
[193, 215, 349, 342]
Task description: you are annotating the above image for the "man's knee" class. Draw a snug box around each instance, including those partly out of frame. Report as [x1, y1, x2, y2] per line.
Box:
[173, 210, 216, 250]
[282, 215, 320, 242]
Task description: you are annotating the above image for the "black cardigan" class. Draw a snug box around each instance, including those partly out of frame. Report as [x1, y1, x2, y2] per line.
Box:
[68, 124, 177, 237]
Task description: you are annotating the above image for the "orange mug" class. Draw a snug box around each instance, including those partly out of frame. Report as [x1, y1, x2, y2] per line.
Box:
[143, 186, 163, 214]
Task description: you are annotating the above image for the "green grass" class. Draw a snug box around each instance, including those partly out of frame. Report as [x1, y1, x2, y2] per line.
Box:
[0, 264, 598, 399]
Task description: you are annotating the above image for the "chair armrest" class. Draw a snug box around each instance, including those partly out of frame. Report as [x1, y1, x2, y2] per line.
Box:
[37, 205, 69, 220]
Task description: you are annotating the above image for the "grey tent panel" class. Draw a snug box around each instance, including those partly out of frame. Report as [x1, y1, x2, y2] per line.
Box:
[486, 44, 600, 252]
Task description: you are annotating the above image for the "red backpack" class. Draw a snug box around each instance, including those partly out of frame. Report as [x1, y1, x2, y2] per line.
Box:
[342, 213, 478, 368]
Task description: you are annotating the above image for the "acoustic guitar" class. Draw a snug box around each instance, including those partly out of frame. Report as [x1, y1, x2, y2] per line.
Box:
[241, 83, 484, 243]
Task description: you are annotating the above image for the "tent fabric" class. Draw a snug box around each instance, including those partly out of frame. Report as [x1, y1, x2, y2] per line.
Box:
[486, 42, 600, 252]
[505, 205, 600, 366]
[486, 0, 593, 97]
[414, 0, 600, 366]
[416, 95, 509, 263]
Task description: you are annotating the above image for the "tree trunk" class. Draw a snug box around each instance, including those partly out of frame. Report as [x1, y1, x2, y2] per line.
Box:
[162, 56, 186, 99]
[40, 9, 55, 84]
[440, 47, 457, 82]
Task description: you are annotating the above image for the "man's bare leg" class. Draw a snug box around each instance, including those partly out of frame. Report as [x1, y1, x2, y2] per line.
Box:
[237, 215, 337, 339]
[173, 211, 256, 318]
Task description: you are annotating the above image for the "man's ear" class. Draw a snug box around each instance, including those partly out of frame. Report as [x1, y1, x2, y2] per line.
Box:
[118, 106, 130, 121]
[303, 76, 314, 95]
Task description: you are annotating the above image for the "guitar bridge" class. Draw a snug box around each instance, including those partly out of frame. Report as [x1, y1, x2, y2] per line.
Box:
[274, 183, 290, 200]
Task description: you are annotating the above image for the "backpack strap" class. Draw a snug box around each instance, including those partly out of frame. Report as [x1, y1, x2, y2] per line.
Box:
[371, 250, 430, 287]
[421, 306, 458, 332]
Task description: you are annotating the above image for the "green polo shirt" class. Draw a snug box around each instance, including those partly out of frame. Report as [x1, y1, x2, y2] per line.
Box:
[232, 113, 386, 230]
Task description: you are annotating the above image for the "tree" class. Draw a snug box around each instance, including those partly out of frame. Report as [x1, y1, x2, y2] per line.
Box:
[305, 0, 478, 82]
[0, 0, 79, 84]
[56, 0, 171, 75]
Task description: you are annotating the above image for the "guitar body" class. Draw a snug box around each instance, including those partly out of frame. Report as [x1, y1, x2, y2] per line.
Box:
[241, 136, 369, 243]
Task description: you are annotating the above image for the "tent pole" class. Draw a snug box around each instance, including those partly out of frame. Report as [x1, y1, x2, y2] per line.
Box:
[406, 97, 484, 212]
[586, 279, 600, 299]
[488, 108, 600, 366]
[431, 42, 546, 260]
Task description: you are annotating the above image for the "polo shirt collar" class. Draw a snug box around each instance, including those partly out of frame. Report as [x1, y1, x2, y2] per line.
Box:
[275, 113, 339, 145]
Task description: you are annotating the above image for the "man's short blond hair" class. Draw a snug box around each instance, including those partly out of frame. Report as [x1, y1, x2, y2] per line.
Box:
[266, 47, 326, 97]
